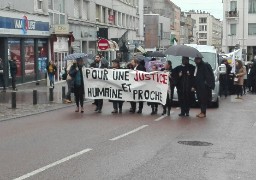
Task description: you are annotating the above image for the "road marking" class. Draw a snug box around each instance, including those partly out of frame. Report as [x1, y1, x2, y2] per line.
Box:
[109, 125, 149, 141]
[154, 111, 174, 122]
[13, 148, 92, 180]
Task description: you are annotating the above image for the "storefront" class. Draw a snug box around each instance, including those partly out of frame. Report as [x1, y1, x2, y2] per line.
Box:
[0, 10, 50, 86]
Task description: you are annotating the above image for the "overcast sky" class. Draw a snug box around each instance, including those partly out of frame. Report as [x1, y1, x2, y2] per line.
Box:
[170, 0, 223, 20]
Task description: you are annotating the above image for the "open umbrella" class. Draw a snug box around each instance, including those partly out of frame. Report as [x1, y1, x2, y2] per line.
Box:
[164, 45, 203, 58]
[64, 53, 87, 61]
[147, 51, 165, 57]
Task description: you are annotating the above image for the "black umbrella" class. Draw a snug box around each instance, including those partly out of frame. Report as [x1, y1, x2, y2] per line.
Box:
[164, 45, 203, 58]
[147, 51, 166, 57]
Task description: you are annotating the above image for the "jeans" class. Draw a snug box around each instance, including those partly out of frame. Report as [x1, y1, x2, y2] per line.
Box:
[48, 73, 54, 87]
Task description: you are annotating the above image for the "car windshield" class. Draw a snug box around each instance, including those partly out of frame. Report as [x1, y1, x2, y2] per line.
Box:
[166, 52, 216, 70]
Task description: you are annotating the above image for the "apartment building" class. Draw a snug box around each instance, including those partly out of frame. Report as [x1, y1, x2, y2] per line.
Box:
[180, 12, 195, 45]
[188, 10, 222, 51]
[222, 0, 256, 61]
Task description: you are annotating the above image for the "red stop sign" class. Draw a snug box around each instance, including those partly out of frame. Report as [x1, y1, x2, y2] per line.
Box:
[98, 39, 109, 50]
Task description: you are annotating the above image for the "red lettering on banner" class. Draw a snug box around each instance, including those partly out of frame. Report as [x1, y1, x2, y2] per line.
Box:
[134, 71, 168, 84]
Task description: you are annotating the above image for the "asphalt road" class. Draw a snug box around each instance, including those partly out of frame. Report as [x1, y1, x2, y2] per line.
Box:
[1, 94, 256, 180]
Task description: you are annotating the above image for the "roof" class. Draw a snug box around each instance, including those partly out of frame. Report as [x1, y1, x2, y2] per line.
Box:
[185, 44, 217, 53]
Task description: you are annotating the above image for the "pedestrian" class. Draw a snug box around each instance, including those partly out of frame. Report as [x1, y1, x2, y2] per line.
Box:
[234, 60, 246, 99]
[193, 57, 215, 118]
[0, 58, 6, 92]
[249, 60, 256, 94]
[90, 54, 109, 113]
[64, 60, 75, 103]
[129, 58, 146, 114]
[111, 59, 124, 114]
[173, 56, 195, 117]
[9, 56, 18, 91]
[69, 58, 85, 113]
[247, 63, 253, 92]
[219, 59, 231, 98]
[148, 64, 159, 115]
[160, 61, 174, 116]
[46, 61, 57, 88]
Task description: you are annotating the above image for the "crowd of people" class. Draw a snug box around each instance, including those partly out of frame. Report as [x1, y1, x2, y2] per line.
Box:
[63, 54, 219, 118]
[219, 57, 256, 100]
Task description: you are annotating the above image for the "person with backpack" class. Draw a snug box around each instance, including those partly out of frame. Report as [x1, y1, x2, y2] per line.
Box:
[193, 57, 215, 118]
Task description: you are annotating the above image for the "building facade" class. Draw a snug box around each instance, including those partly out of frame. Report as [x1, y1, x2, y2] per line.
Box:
[144, 14, 171, 51]
[0, 0, 50, 86]
[222, 0, 256, 61]
[188, 11, 222, 51]
[180, 12, 195, 45]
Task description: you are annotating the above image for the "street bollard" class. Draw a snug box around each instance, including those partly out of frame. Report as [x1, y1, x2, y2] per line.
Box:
[49, 87, 54, 102]
[11, 91, 16, 109]
[33, 90, 37, 105]
[62, 86, 66, 99]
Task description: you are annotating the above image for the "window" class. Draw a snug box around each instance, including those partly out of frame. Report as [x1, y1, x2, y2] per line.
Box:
[199, 18, 207, 23]
[249, 0, 256, 13]
[199, 33, 207, 39]
[37, 0, 43, 9]
[199, 25, 207, 31]
[248, 23, 256, 35]
[96, 4, 101, 22]
[82, 0, 88, 20]
[74, 0, 80, 18]
[48, 0, 53, 9]
[230, 1, 237, 11]
[230, 24, 236, 35]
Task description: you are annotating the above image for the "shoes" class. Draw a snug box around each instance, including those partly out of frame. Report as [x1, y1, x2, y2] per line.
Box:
[129, 109, 135, 113]
[196, 113, 206, 118]
[81, 107, 84, 113]
[112, 109, 118, 114]
[179, 113, 185, 117]
[97, 109, 102, 113]
[94, 107, 99, 111]
[185, 113, 189, 117]
[64, 99, 72, 103]
[162, 109, 166, 115]
[75, 107, 79, 112]
[92, 102, 96, 105]
[137, 110, 142, 114]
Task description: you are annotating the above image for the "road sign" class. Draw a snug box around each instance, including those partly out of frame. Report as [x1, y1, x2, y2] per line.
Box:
[98, 38, 109, 51]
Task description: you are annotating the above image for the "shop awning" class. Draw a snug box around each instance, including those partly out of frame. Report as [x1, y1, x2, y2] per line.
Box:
[136, 46, 147, 53]
[97, 39, 119, 51]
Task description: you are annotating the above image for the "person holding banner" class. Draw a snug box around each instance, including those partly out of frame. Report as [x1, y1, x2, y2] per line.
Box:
[69, 58, 85, 113]
[111, 59, 124, 114]
[161, 61, 174, 116]
[130, 58, 146, 114]
[90, 54, 109, 113]
[147, 64, 159, 115]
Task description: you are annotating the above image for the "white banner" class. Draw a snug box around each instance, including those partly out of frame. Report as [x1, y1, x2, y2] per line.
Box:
[228, 49, 242, 73]
[83, 68, 169, 104]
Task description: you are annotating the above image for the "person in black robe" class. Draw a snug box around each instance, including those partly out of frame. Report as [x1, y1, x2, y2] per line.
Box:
[193, 57, 215, 118]
[173, 56, 195, 117]
[161, 61, 174, 116]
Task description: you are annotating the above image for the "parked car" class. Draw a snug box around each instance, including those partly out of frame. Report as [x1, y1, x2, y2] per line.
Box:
[167, 44, 226, 108]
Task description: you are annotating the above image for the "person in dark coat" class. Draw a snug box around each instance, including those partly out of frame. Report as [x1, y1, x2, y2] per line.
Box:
[173, 56, 195, 117]
[249, 61, 256, 94]
[90, 54, 109, 113]
[69, 58, 85, 113]
[130, 58, 146, 114]
[193, 57, 215, 118]
[9, 56, 18, 91]
[161, 61, 174, 116]
[219, 59, 231, 98]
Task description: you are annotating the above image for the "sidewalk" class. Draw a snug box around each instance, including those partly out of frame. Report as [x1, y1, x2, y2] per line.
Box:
[0, 80, 74, 121]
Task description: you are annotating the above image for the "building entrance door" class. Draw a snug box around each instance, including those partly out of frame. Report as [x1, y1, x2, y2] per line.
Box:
[54, 52, 68, 82]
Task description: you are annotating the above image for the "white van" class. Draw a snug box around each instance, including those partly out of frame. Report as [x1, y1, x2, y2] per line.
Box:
[167, 44, 226, 108]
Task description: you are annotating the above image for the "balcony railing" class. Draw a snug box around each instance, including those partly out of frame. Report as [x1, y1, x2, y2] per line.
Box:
[225, 11, 239, 18]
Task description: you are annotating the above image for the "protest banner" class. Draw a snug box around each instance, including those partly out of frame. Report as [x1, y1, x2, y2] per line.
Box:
[83, 68, 169, 104]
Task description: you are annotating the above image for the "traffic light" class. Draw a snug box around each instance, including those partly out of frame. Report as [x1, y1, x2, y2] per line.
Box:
[97, 28, 108, 39]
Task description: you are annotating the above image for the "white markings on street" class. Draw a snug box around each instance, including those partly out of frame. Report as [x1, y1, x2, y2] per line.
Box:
[13, 148, 92, 180]
[109, 125, 149, 141]
[154, 111, 174, 121]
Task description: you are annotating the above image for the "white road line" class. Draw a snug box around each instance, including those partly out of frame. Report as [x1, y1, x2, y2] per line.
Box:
[154, 111, 174, 122]
[109, 125, 149, 141]
[13, 148, 92, 180]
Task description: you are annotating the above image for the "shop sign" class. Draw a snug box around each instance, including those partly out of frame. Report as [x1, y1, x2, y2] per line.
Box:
[54, 24, 69, 34]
